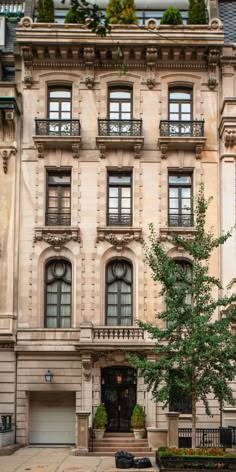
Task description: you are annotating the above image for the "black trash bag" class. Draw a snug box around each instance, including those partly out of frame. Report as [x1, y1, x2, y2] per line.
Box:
[115, 451, 135, 469]
[133, 457, 152, 469]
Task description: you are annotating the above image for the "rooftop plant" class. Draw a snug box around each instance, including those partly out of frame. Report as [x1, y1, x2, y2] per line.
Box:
[160, 7, 183, 25]
[37, 0, 54, 22]
[106, 0, 138, 25]
[188, 0, 208, 24]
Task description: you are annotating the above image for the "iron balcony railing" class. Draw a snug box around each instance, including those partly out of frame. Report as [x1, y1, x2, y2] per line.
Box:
[35, 119, 80, 136]
[160, 120, 204, 137]
[46, 212, 71, 226]
[98, 119, 142, 137]
[107, 213, 132, 226]
[178, 428, 233, 449]
[168, 213, 194, 227]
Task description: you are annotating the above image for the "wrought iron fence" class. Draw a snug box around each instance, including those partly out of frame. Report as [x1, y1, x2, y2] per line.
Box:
[107, 213, 132, 226]
[98, 119, 142, 137]
[35, 119, 80, 136]
[228, 426, 236, 445]
[168, 213, 194, 227]
[0, 415, 12, 432]
[160, 120, 204, 137]
[45, 212, 71, 226]
[178, 428, 233, 448]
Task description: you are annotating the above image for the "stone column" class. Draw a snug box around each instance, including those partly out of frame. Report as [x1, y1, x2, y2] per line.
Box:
[76, 412, 90, 453]
[166, 412, 180, 447]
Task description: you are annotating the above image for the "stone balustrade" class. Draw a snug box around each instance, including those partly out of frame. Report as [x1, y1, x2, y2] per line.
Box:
[93, 326, 144, 341]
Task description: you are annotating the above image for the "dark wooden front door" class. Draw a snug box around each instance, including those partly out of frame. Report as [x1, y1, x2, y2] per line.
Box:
[101, 366, 137, 432]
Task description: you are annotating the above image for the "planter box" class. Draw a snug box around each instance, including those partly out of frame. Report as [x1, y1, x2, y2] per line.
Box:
[156, 451, 236, 470]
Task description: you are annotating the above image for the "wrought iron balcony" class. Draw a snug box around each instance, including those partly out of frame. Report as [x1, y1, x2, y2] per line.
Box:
[98, 119, 142, 137]
[35, 119, 80, 136]
[160, 120, 204, 137]
[168, 213, 194, 227]
[46, 212, 71, 226]
[107, 213, 132, 226]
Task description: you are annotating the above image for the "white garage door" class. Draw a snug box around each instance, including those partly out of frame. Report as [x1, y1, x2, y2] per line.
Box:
[29, 392, 75, 444]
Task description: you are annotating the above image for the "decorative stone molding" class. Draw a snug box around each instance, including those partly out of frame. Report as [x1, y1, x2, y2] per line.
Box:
[98, 143, 106, 158]
[21, 45, 33, 88]
[82, 353, 92, 381]
[207, 48, 220, 90]
[134, 143, 142, 159]
[72, 143, 80, 159]
[97, 227, 142, 250]
[85, 75, 95, 89]
[34, 227, 81, 250]
[146, 47, 157, 89]
[1, 148, 16, 174]
[209, 18, 222, 30]
[19, 16, 33, 28]
[195, 144, 203, 159]
[84, 47, 95, 89]
[160, 227, 196, 242]
[160, 144, 168, 159]
[224, 130, 236, 147]
[35, 142, 44, 158]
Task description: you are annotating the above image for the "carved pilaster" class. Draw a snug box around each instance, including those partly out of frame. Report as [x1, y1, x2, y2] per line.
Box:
[195, 144, 203, 159]
[207, 48, 220, 90]
[21, 45, 33, 88]
[146, 47, 157, 89]
[84, 47, 95, 89]
[1, 148, 16, 174]
[5, 110, 15, 140]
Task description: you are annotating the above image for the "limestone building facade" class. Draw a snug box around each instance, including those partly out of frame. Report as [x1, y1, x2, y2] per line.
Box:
[0, 0, 235, 448]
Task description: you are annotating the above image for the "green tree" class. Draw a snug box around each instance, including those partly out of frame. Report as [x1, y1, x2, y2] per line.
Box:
[37, 0, 54, 22]
[129, 184, 236, 448]
[188, 0, 208, 25]
[160, 7, 183, 25]
[106, 0, 138, 25]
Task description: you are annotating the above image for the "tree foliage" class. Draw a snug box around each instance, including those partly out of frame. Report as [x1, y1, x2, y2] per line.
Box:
[129, 184, 236, 448]
[37, 0, 54, 22]
[106, 0, 138, 25]
[63, 0, 110, 36]
[160, 7, 183, 25]
[188, 0, 208, 25]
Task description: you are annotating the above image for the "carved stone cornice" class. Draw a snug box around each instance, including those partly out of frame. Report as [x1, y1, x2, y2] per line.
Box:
[34, 227, 81, 250]
[21, 44, 33, 88]
[160, 227, 196, 242]
[1, 147, 17, 173]
[97, 227, 142, 250]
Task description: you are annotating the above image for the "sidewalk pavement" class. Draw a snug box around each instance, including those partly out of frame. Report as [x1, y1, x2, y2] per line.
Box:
[0, 447, 158, 472]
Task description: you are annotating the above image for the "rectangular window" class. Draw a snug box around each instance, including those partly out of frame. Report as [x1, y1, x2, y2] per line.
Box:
[168, 173, 193, 227]
[107, 172, 132, 226]
[46, 171, 71, 226]
[169, 388, 192, 414]
[108, 88, 132, 135]
[48, 86, 72, 135]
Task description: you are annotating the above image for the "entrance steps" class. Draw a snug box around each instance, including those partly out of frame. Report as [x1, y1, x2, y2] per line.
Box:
[88, 432, 154, 456]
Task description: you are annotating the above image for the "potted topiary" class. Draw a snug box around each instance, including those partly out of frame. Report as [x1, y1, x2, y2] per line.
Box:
[131, 404, 145, 439]
[93, 404, 108, 440]
[160, 7, 183, 25]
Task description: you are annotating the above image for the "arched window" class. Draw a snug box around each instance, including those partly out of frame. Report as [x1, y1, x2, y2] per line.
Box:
[45, 259, 72, 328]
[106, 259, 133, 326]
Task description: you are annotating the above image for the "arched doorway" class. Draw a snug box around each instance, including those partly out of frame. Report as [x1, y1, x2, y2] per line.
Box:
[101, 366, 137, 432]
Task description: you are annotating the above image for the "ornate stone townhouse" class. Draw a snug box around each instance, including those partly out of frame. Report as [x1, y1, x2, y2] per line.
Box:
[0, 0, 235, 451]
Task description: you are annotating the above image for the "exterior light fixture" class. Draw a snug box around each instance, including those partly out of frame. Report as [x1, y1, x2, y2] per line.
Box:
[45, 369, 53, 383]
